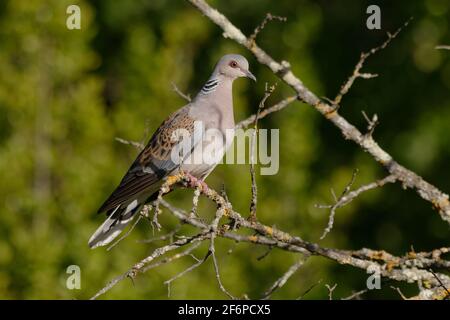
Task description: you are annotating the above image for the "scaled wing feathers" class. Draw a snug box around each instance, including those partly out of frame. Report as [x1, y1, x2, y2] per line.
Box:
[97, 107, 197, 213]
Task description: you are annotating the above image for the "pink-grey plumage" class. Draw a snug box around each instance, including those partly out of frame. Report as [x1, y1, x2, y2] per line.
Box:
[89, 54, 256, 248]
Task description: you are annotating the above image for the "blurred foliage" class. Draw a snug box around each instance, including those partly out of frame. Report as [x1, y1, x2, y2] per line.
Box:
[0, 0, 449, 299]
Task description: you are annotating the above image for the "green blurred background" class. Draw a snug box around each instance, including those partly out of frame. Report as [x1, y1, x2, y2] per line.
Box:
[0, 0, 449, 299]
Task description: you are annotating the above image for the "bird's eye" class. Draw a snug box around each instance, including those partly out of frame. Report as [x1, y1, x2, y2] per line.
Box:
[229, 60, 238, 68]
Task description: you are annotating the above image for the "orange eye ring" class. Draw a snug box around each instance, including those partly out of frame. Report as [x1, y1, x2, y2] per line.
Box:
[229, 60, 238, 68]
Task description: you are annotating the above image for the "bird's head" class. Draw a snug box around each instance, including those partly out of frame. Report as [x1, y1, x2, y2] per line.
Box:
[214, 54, 256, 82]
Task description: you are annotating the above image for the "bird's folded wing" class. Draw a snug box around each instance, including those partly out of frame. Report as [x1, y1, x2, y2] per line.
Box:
[97, 106, 199, 213]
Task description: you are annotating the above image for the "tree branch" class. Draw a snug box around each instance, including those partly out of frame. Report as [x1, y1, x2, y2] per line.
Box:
[317, 171, 397, 240]
[92, 173, 450, 299]
[187, 0, 450, 224]
[249, 13, 287, 44]
[92, 2, 450, 299]
[249, 83, 276, 221]
[261, 258, 307, 299]
[332, 19, 412, 107]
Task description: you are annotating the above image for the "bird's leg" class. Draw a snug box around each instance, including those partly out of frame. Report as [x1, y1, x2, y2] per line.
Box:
[184, 171, 199, 187]
[199, 178, 209, 193]
[184, 172, 209, 192]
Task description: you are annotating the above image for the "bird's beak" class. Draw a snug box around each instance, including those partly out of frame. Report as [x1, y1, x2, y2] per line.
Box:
[243, 69, 257, 82]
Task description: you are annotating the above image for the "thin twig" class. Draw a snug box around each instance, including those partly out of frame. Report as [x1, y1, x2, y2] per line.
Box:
[249, 13, 287, 43]
[332, 18, 413, 107]
[90, 232, 208, 300]
[171, 82, 191, 102]
[341, 289, 368, 300]
[164, 248, 211, 297]
[428, 269, 450, 299]
[325, 283, 337, 300]
[137, 224, 182, 244]
[151, 175, 180, 232]
[391, 286, 408, 300]
[362, 110, 379, 137]
[142, 242, 202, 273]
[236, 95, 297, 129]
[296, 279, 322, 300]
[249, 83, 276, 221]
[256, 246, 273, 261]
[209, 207, 236, 299]
[262, 258, 307, 299]
[115, 137, 145, 150]
[160, 198, 206, 229]
[317, 172, 396, 239]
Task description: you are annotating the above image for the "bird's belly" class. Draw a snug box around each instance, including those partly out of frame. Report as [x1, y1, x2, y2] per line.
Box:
[181, 128, 234, 178]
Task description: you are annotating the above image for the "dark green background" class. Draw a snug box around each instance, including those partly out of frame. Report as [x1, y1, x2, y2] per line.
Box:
[0, 0, 448, 299]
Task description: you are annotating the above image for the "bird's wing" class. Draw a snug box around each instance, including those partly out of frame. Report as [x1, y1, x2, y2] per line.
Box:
[97, 106, 198, 213]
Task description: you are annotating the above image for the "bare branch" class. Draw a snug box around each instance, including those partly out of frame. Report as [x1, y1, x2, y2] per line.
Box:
[249, 13, 287, 43]
[332, 19, 412, 107]
[341, 289, 368, 300]
[90, 232, 208, 300]
[236, 95, 297, 129]
[325, 283, 337, 300]
[151, 175, 182, 232]
[317, 171, 397, 239]
[93, 170, 450, 299]
[93, 168, 450, 299]
[137, 224, 182, 244]
[435, 45, 450, 50]
[171, 82, 191, 102]
[391, 286, 408, 300]
[157, 173, 450, 297]
[256, 246, 273, 261]
[115, 137, 144, 150]
[262, 258, 307, 299]
[362, 110, 379, 137]
[249, 83, 276, 221]
[142, 241, 202, 273]
[428, 269, 450, 299]
[164, 248, 210, 297]
[210, 207, 236, 299]
[296, 279, 322, 299]
[187, 0, 450, 224]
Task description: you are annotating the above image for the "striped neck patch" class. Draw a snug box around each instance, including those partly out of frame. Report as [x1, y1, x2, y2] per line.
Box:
[200, 78, 219, 95]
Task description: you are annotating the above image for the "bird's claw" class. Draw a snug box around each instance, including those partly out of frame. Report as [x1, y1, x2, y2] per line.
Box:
[184, 172, 209, 192]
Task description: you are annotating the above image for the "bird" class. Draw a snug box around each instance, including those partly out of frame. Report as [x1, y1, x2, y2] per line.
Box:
[89, 54, 256, 248]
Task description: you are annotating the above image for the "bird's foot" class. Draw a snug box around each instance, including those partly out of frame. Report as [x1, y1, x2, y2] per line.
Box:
[184, 172, 209, 192]
[199, 180, 209, 193]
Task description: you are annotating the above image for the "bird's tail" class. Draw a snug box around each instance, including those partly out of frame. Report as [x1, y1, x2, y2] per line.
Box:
[88, 200, 143, 249]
